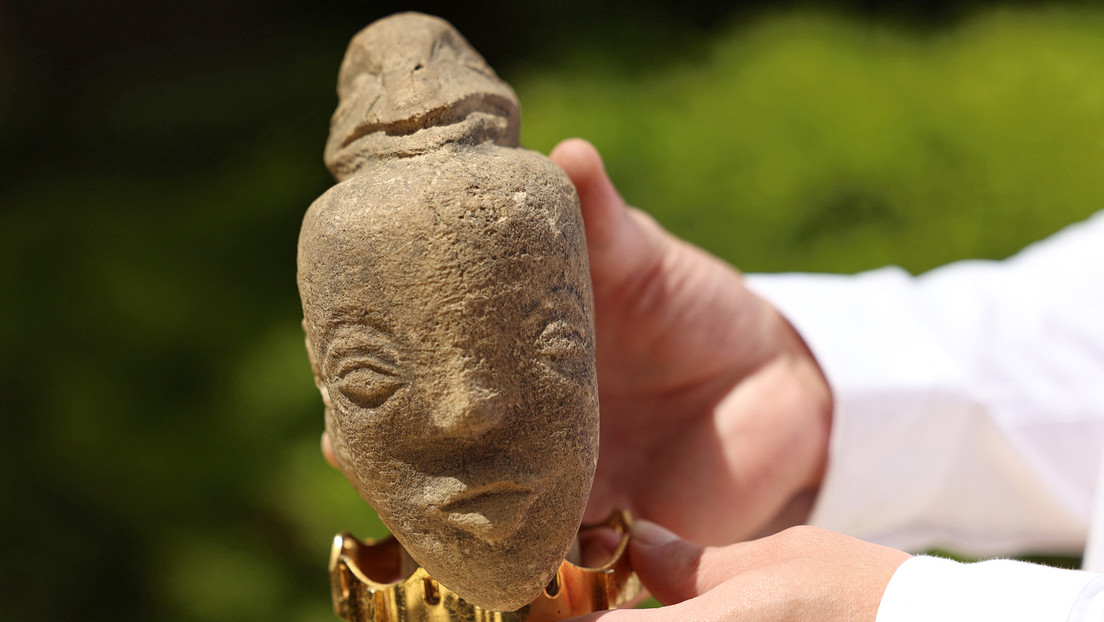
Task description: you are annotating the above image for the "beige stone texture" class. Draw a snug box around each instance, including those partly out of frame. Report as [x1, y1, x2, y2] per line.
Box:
[297, 12, 599, 611]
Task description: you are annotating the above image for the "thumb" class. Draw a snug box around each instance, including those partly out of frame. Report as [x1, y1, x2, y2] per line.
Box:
[549, 138, 628, 252]
[630, 520, 757, 606]
[549, 138, 669, 290]
[628, 520, 710, 605]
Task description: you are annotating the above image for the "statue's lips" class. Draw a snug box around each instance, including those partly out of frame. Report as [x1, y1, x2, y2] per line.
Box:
[439, 481, 533, 512]
[437, 481, 536, 543]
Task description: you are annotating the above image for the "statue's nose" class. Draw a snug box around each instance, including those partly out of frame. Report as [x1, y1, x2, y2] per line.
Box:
[433, 375, 505, 438]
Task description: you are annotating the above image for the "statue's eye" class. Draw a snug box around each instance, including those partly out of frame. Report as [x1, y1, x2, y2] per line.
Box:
[336, 364, 402, 409]
[462, 59, 497, 79]
[429, 35, 458, 65]
[538, 320, 589, 361]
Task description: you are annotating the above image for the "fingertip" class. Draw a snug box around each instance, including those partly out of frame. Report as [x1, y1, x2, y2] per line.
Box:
[632, 519, 681, 547]
[321, 431, 339, 469]
[564, 609, 650, 622]
[550, 138, 612, 205]
[550, 138, 627, 252]
[629, 521, 704, 605]
[549, 138, 602, 179]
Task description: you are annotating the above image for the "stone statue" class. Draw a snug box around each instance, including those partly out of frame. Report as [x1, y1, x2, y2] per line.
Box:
[297, 12, 599, 612]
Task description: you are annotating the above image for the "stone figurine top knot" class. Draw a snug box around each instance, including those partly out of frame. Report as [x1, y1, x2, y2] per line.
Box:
[324, 12, 521, 180]
[298, 12, 599, 612]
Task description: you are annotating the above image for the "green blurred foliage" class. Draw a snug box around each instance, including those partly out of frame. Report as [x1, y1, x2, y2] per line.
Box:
[519, 6, 1104, 273]
[1, 3, 1102, 621]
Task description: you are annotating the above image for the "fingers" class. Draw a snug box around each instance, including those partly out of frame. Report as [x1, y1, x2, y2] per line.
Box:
[628, 520, 716, 605]
[571, 526, 909, 622]
[564, 585, 735, 622]
[566, 607, 665, 622]
[629, 520, 766, 605]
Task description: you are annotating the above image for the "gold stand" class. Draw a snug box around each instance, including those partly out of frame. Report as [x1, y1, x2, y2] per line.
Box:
[329, 511, 641, 621]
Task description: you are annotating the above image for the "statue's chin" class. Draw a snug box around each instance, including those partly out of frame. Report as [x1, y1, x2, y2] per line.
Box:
[404, 523, 566, 611]
[377, 476, 589, 611]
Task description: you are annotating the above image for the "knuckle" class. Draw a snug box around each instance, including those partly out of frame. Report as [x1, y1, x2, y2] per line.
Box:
[773, 525, 829, 549]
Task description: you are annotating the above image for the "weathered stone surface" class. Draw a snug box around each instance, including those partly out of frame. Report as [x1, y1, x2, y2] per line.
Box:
[297, 12, 599, 611]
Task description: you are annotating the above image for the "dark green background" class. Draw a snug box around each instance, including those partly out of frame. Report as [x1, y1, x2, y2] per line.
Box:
[3, 1, 1102, 620]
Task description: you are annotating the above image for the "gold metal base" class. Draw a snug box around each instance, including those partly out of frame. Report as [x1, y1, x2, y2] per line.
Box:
[330, 511, 641, 621]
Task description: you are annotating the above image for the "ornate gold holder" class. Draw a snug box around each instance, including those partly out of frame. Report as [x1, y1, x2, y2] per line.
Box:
[329, 511, 641, 621]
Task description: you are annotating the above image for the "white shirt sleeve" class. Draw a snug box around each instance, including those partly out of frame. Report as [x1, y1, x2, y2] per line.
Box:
[747, 211, 1104, 556]
[874, 556, 1104, 622]
[746, 211, 1104, 622]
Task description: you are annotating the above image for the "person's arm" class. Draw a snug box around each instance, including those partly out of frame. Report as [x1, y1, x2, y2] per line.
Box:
[748, 211, 1104, 555]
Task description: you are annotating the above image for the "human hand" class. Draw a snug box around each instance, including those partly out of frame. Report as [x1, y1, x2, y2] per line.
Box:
[572, 521, 910, 622]
[549, 139, 832, 544]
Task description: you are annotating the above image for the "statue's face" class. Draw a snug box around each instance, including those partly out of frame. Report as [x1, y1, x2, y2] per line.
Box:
[298, 171, 597, 609]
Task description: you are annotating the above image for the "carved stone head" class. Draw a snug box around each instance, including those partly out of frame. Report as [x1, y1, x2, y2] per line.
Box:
[298, 13, 598, 611]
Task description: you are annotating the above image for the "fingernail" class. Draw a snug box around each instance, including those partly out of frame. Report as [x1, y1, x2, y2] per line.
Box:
[632, 519, 680, 546]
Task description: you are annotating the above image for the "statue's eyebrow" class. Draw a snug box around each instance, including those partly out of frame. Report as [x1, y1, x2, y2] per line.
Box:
[321, 320, 401, 375]
[317, 307, 393, 341]
[428, 33, 445, 60]
[524, 286, 587, 317]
